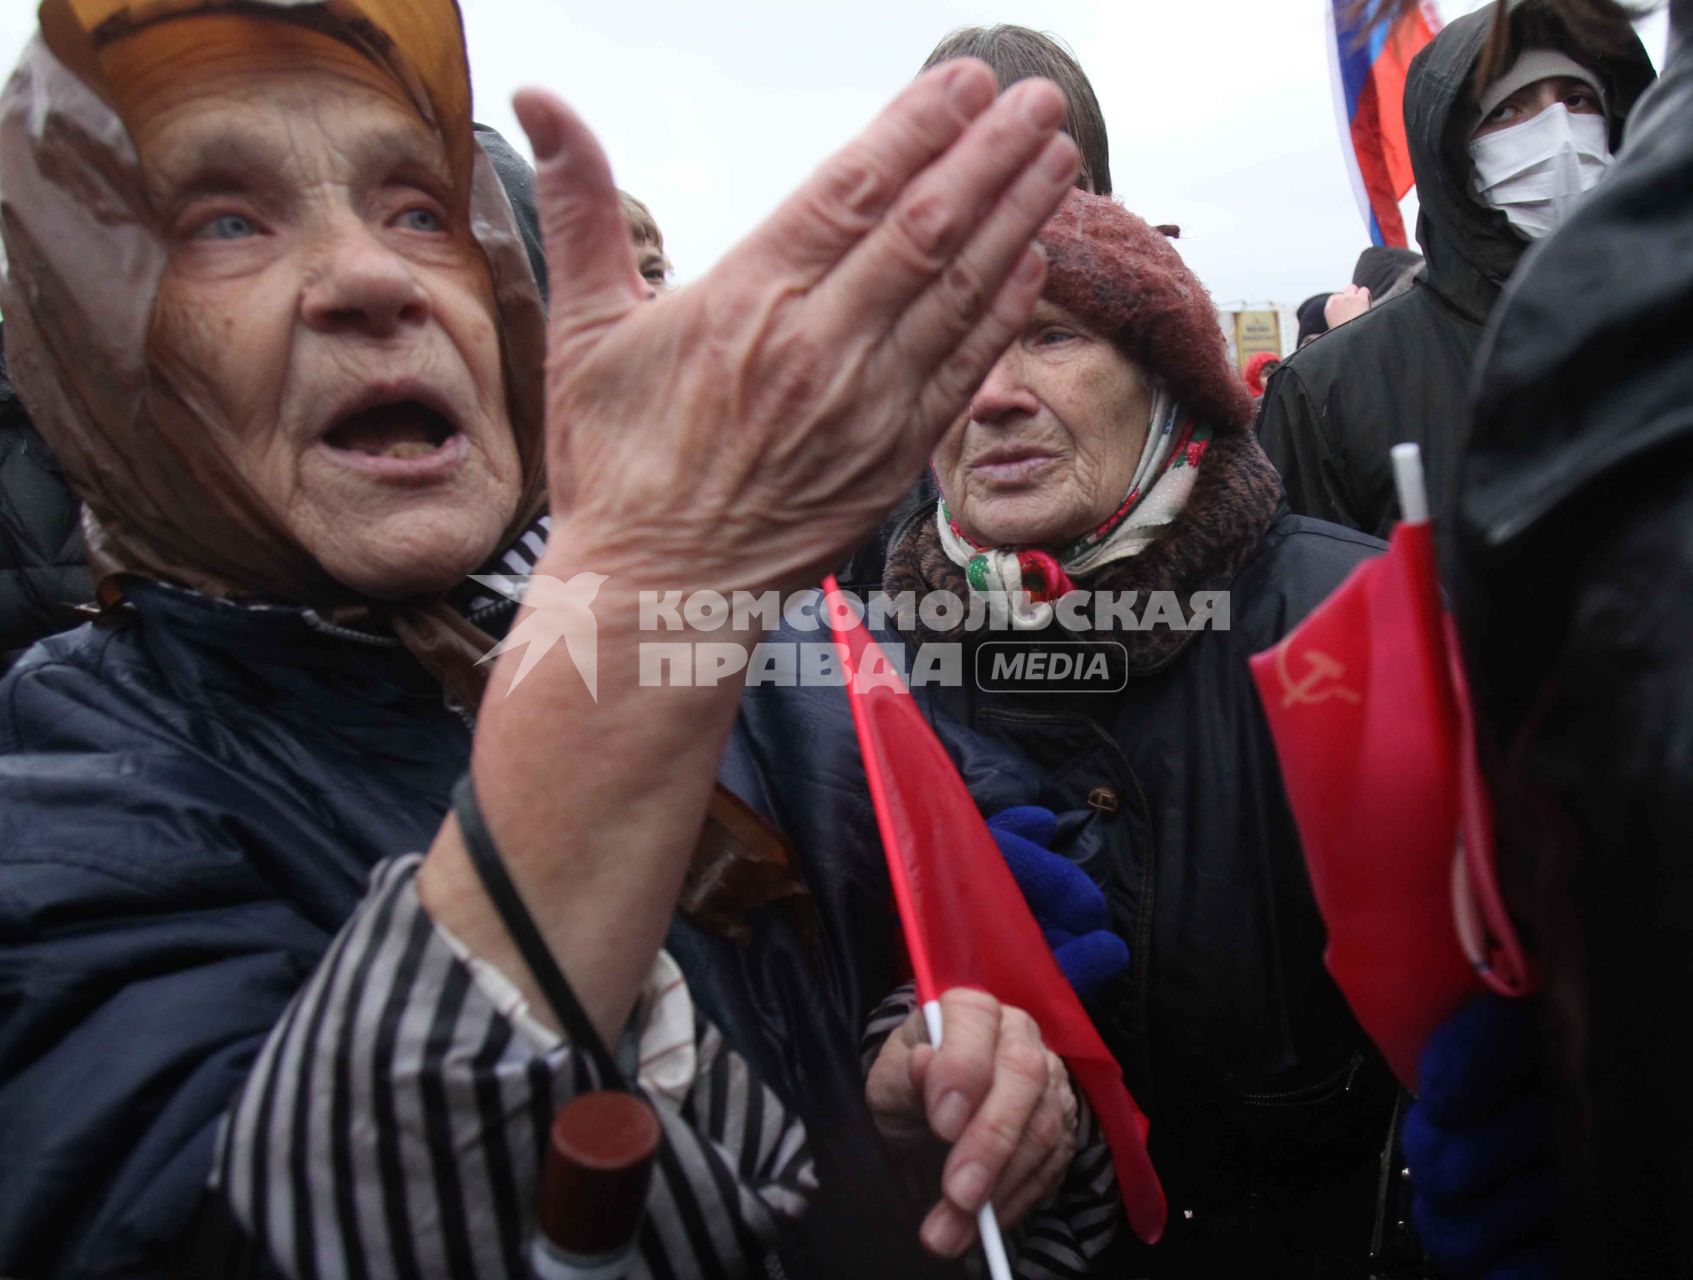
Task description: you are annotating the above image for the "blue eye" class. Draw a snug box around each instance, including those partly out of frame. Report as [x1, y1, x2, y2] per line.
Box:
[199, 213, 257, 240]
[396, 207, 444, 232]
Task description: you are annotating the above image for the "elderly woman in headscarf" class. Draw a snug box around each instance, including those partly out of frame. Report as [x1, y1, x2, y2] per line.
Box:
[862, 188, 1403, 1274]
[0, 2, 1096, 1276]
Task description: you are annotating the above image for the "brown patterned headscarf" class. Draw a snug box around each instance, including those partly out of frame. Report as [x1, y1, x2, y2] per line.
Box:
[0, 0, 548, 707]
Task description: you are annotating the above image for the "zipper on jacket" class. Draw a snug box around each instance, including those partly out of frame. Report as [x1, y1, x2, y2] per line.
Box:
[300, 610, 403, 647]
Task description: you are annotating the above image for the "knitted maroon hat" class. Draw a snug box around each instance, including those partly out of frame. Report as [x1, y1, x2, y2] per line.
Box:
[1038, 189, 1256, 432]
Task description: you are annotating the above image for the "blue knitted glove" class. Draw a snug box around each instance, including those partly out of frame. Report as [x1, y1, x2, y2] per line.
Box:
[1403, 995, 1560, 1279]
[987, 806, 1130, 997]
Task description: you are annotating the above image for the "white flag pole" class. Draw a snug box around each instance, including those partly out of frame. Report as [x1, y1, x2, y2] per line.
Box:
[922, 1000, 1015, 1280]
[1391, 443, 1430, 526]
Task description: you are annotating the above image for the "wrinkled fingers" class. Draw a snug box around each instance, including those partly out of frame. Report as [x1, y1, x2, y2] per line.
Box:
[991, 1054, 1078, 1226]
[726, 58, 999, 285]
[813, 77, 1072, 350]
[512, 89, 643, 355]
[936, 1005, 1050, 1220]
[922, 988, 1006, 1144]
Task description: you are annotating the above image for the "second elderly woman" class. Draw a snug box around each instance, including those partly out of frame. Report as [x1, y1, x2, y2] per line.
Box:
[869, 190, 1401, 1276]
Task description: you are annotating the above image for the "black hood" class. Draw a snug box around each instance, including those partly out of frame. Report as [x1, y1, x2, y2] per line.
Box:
[1405, 0, 1655, 323]
[1459, 16, 1692, 575]
[1352, 245, 1422, 297]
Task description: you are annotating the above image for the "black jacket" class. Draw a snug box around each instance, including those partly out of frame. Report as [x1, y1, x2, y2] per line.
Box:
[872, 420, 1402, 1275]
[0, 580, 1058, 1278]
[1258, 2, 1654, 541]
[911, 512, 1397, 1276]
[1453, 5, 1693, 1273]
[0, 331, 89, 663]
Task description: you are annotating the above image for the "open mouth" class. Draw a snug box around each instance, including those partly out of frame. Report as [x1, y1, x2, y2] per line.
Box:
[322, 400, 458, 460]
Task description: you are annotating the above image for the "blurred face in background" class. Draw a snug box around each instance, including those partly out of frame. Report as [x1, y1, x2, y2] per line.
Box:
[635, 236, 673, 296]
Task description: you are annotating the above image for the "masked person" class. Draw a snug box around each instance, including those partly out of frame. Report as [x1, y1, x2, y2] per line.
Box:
[1257, 0, 1653, 542]
[1436, 0, 1693, 1274]
[1468, 47, 1615, 238]
[0, 1, 1100, 1276]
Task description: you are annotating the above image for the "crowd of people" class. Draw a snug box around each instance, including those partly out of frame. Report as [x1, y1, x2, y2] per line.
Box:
[0, 0, 1688, 1277]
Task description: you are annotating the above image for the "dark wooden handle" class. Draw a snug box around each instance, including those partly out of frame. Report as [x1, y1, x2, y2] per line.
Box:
[537, 1091, 662, 1258]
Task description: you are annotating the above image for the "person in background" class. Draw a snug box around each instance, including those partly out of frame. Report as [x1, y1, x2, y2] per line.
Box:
[920, 24, 1111, 195]
[1243, 350, 1281, 397]
[1258, 0, 1653, 540]
[1353, 244, 1424, 307]
[0, 332, 88, 665]
[1323, 282, 1373, 330]
[621, 189, 674, 295]
[873, 188, 1398, 1276]
[1294, 291, 1332, 347]
[840, 23, 1116, 591]
[1316, 247, 1428, 342]
[1436, 0, 1693, 1274]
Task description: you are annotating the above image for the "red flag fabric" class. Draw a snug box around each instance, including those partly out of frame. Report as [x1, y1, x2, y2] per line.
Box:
[821, 580, 1166, 1245]
[1248, 523, 1483, 1087]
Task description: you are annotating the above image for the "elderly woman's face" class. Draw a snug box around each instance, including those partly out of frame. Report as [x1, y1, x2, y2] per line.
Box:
[136, 59, 521, 600]
[932, 300, 1154, 547]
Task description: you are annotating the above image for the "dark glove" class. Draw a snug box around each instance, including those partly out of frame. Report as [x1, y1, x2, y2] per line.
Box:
[987, 806, 1129, 997]
[1403, 995, 1559, 1279]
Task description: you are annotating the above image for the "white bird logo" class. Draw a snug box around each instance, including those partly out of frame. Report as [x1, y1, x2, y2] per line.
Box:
[471, 573, 608, 701]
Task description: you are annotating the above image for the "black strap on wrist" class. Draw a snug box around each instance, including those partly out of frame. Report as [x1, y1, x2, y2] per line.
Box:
[451, 772, 626, 1090]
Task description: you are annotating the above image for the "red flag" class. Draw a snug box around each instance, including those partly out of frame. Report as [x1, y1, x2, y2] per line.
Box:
[1248, 522, 1530, 1089]
[821, 579, 1166, 1245]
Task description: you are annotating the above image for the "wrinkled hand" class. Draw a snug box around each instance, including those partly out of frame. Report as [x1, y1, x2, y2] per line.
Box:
[989, 806, 1129, 996]
[1324, 283, 1372, 328]
[512, 64, 1079, 592]
[1404, 995, 1559, 1279]
[866, 988, 1078, 1257]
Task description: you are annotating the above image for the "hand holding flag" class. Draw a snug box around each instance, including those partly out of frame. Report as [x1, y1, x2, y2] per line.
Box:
[822, 581, 1165, 1271]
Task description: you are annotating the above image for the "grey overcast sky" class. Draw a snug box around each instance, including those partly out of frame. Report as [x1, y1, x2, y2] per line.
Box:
[0, 2, 1669, 311]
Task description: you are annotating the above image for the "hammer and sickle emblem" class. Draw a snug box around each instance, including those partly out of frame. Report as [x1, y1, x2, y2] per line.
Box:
[1276, 645, 1362, 709]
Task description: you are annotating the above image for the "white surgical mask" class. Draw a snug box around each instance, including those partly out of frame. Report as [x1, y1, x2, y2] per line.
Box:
[1468, 104, 1613, 240]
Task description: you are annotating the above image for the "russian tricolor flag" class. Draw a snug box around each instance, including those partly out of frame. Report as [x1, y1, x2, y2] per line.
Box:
[1328, 0, 1442, 247]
